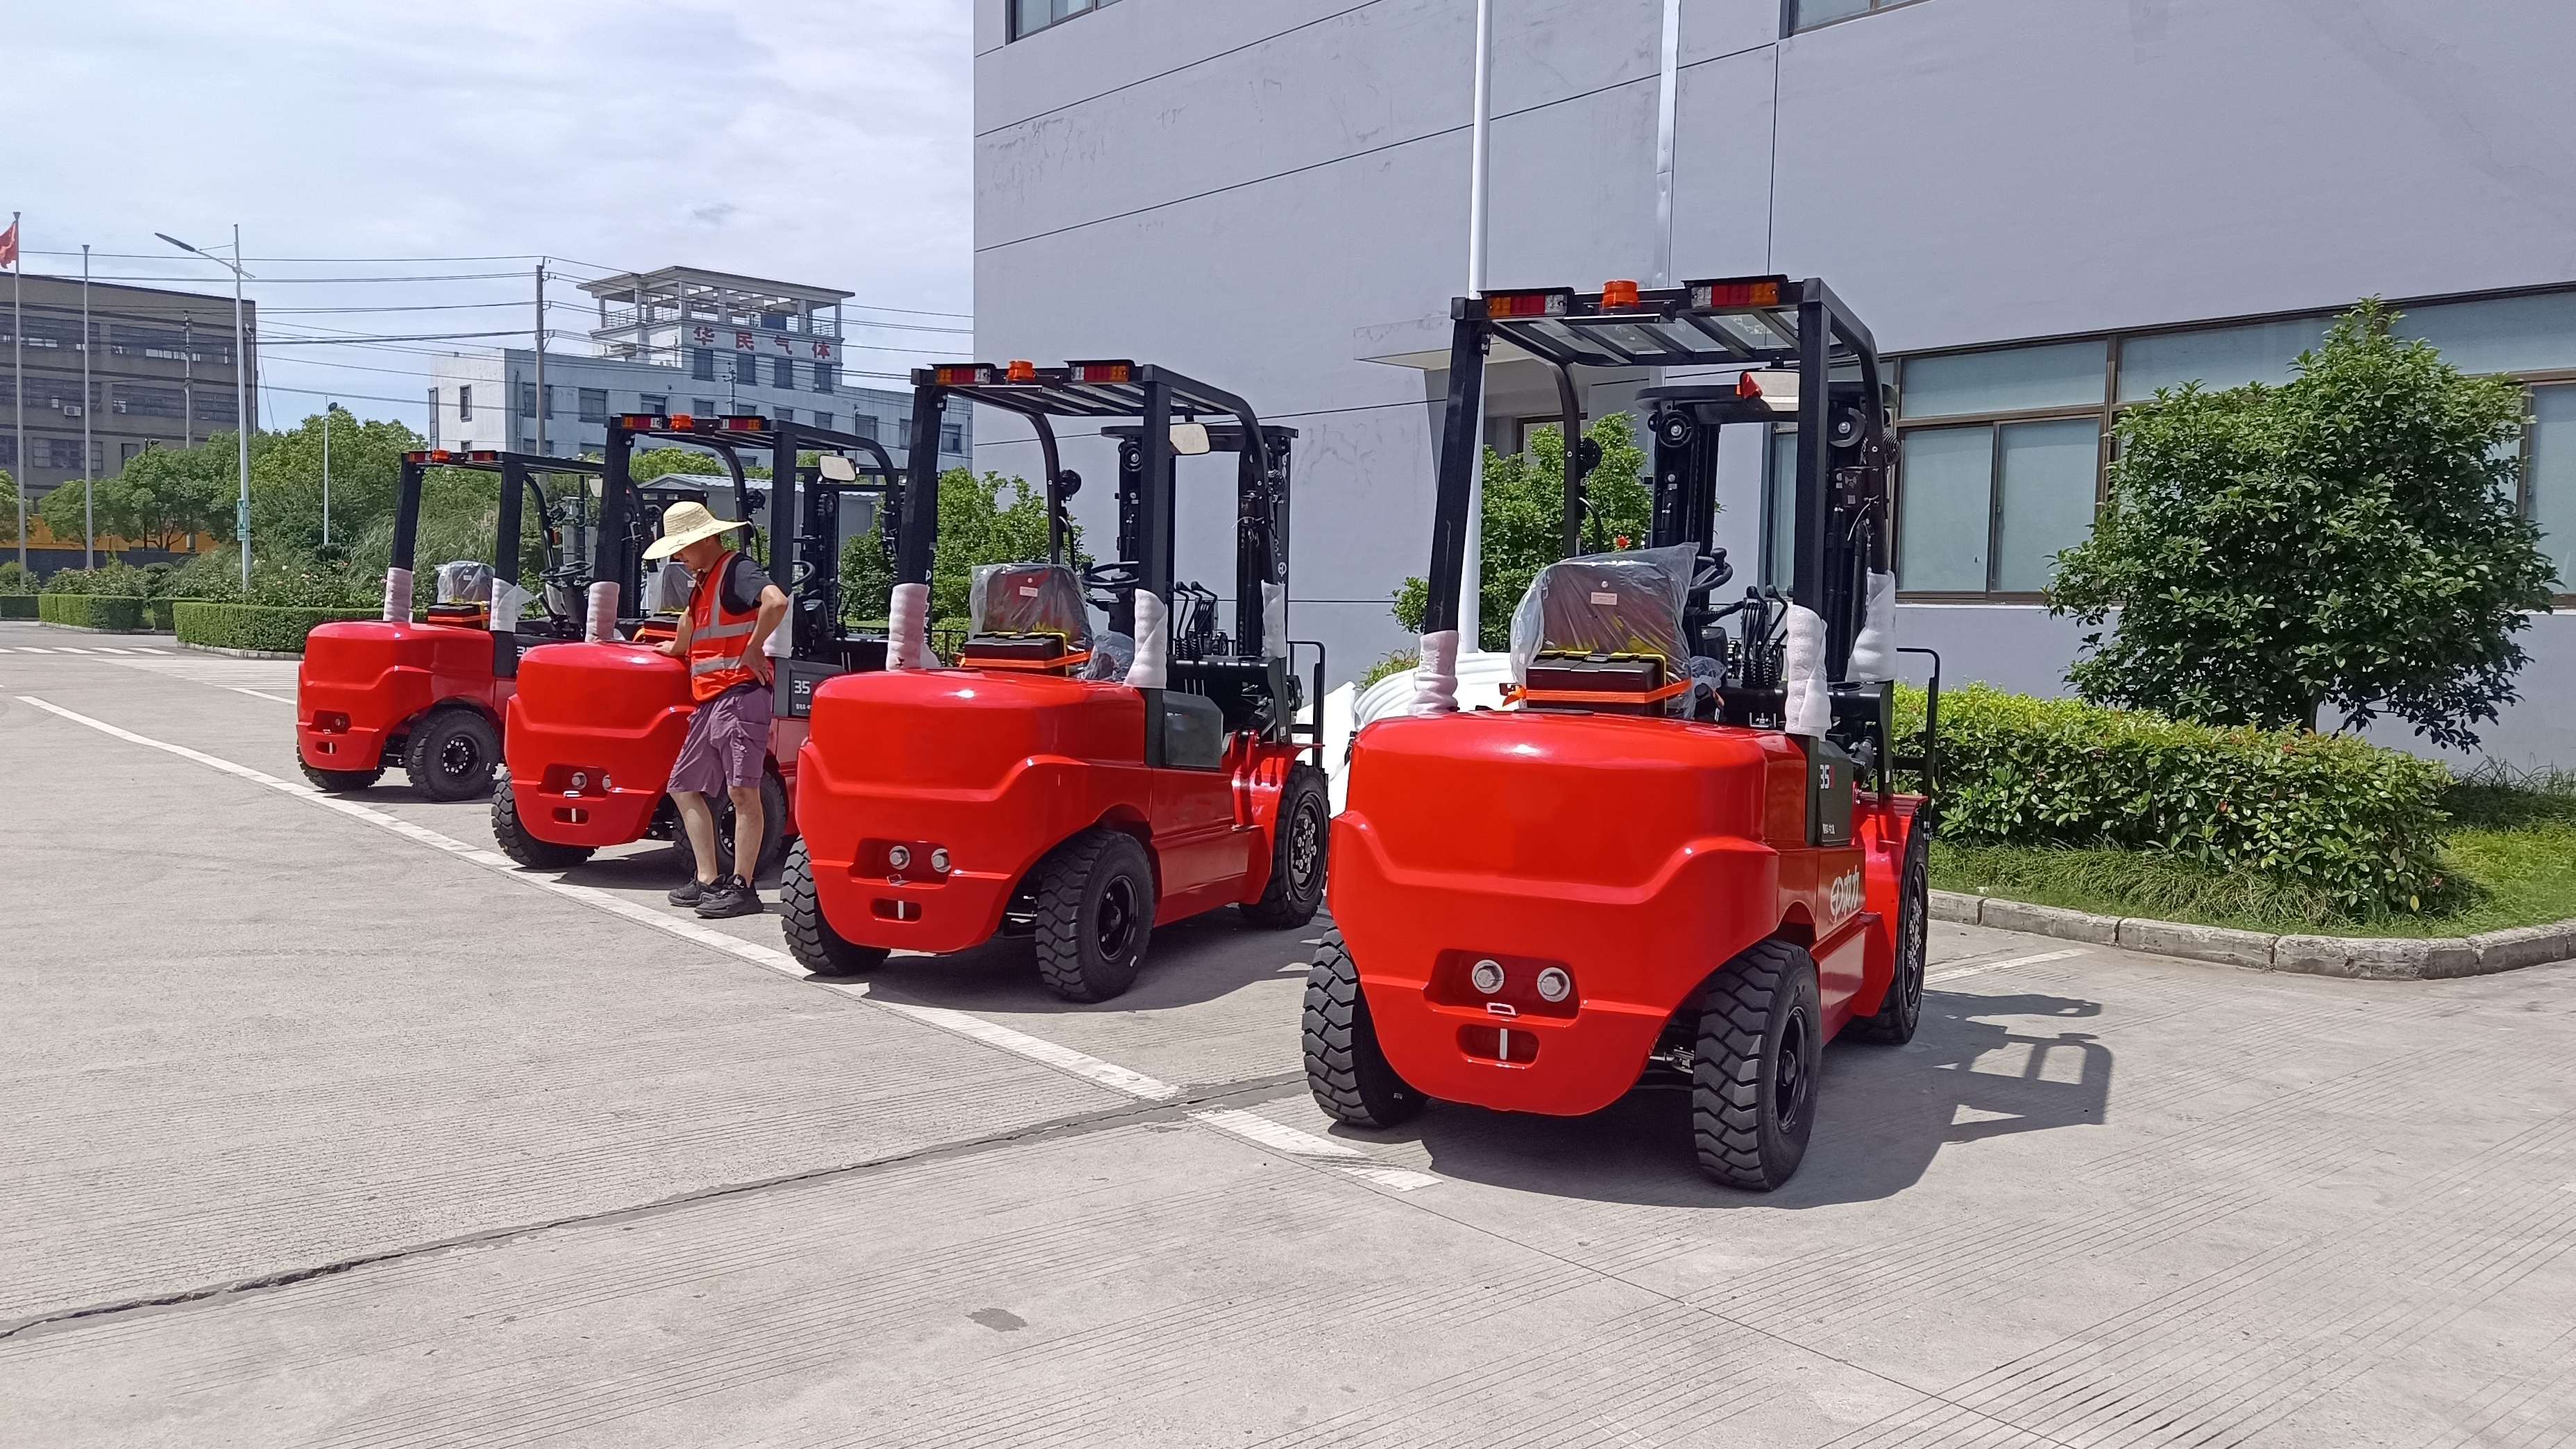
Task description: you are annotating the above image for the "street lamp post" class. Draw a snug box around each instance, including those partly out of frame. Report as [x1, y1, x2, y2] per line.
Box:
[156, 228, 254, 591]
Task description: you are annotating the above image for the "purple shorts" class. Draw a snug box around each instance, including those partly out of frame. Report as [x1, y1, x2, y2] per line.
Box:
[669, 682, 773, 795]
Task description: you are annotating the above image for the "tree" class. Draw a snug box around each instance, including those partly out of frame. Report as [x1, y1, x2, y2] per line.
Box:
[1391, 412, 1652, 651]
[838, 468, 1086, 625]
[247, 407, 424, 554]
[2051, 300, 2554, 749]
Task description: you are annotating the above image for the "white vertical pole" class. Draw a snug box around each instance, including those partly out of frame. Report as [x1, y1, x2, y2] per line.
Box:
[10, 212, 22, 573]
[1460, 0, 1494, 652]
[532, 258, 546, 455]
[1652, 0, 1682, 289]
[321, 400, 331, 546]
[80, 244, 93, 569]
[232, 224, 251, 593]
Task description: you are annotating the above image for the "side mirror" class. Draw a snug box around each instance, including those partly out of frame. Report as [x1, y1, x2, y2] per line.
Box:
[817, 454, 859, 482]
[1054, 468, 1082, 500]
[1170, 421, 1211, 456]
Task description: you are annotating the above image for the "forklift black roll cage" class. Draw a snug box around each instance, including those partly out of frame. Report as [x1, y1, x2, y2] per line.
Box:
[391, 447, 605, 677]
[597, 412, 901, 675]
[1424, 275, 1936, 799]
[904, 360, 1321, 753]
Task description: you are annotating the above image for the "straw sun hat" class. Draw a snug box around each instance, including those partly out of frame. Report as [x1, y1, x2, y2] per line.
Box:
[642, 500, 748, 559]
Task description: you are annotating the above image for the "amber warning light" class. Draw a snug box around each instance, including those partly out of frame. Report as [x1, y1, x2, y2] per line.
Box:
[1006, 359, 1037, 382]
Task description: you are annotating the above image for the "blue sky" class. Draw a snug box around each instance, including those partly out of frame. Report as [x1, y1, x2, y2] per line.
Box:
[9, 0, 972, 431]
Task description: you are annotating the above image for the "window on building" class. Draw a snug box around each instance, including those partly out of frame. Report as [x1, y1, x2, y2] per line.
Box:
[814, 363, 836, 393]
[47, 438, 86, 469]
[942, 423, 965, 455]
[772, 357, 795, 389]
[578, 388, 609, 423]
[849, 414, 878, 440]
[813, 412, 834, 432]
[120, 442, 143, 466]
[0, 436, 15, 468]
[1789, 0, 1920, 33]
[693, 398, 717, 416]
[640, 393, 669, 415]
[734, 353, 758, 386]
[1895, 420, 2102, 595]
[459, 384, 475, 421]
[1012, 0, 1117, 41]
[691, 348, 716, 382]
[2531, 385, 2576, 595]
[520, 382, 538, 418]
[777, 408, 795, 425]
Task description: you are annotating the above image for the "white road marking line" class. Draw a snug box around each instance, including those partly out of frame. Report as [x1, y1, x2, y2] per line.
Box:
[15, 692, 1192, 1111]
[87, 646, 133, 654]
[15, 646, 51, 653]
[1929, 948, 2088, 983]
[1190, 1108, 1441, 1190]
[229, 687, 297, 705]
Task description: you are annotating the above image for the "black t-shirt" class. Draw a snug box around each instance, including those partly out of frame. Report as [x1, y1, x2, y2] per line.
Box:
[715, 553, 774, 615]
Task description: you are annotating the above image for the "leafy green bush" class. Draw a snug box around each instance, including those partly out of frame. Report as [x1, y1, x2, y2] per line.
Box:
[37, 593, 148, 630]
[174, 602, 380, 654]
[157, 547, 246, 601]
[40, 561, 156, 597]
[0, 561, 37, 595]
[1895, 684, 2450, 915]
[0, 595, 33, 619]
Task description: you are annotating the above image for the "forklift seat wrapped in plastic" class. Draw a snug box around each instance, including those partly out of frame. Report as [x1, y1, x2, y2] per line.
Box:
[1507, 543, 1696, 715]
[436, 561, 494, 605]
[963, 561, 1094, 672]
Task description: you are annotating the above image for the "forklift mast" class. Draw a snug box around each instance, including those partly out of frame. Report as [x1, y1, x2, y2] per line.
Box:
[391, 447, 604, 676]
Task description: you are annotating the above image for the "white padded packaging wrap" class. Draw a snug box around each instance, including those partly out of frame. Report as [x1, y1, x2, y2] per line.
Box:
[1261, 582, 1289, 659]
[491, 579, 532, 635]
[886, 581, 932, 670]
[584, 581, 619, 643]
[1845, 570, 1898, 683]
[1126, 590, 1170, 689]
[381, 566, 414, 623]
[1782, 603, 1833, 737]
[1410, 628, 1461, 715]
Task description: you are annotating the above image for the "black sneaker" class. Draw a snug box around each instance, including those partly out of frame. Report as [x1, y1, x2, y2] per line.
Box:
[695, 875, 761, 919]
[668, 877, 713, 906]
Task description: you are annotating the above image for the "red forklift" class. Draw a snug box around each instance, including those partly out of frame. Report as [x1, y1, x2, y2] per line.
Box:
[1310, 276, 1941, 1191]
[781, 360, 1330, 1002]
[296, 448, 600, 799]
[490, 412, 901, 870]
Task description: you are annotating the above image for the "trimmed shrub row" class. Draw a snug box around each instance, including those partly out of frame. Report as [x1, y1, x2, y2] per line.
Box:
[175, 602, 382, 654]
[0, 595, 35, 619]
[37, 593, 148, 631]
[1897, 684, 2451, 915]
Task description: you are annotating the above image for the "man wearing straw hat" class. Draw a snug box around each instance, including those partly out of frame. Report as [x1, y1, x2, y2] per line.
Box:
[644, 499, 790, 919]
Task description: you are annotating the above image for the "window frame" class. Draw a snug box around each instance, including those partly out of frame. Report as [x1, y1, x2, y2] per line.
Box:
[1784, 0, 1934, 37]
[1009, 0, 1116, 42]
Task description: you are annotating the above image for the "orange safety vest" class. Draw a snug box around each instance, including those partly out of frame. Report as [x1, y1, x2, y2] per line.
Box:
[684, 551, 761, 702]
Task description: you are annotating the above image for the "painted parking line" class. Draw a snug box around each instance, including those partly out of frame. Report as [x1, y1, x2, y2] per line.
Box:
[1192, 1108, 1439, 1191]
[230, 687, 297, 705]
[17, 693, 1436, 1187]
[1929, 948, 2089, 983]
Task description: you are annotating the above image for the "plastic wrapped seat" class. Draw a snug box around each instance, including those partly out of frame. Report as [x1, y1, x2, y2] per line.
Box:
[1506, 543, 1695, 716]
[961, 563, 1096, 674]
[425, 560, 495, 627]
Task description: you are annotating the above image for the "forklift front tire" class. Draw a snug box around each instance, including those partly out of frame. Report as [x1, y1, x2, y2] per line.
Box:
[1852, 824, 1930, 1045]
[404, 706, 500, 802]
[1239, 762, 1330, 929]
[298, 759, 384, 794]
[1303, 928, 1425, 1128]
[1692, 938, 1822, 1192]
[1032, 829, 1155, 1003]
[781, 838, 889, 977]
[491, 769, 596, 870]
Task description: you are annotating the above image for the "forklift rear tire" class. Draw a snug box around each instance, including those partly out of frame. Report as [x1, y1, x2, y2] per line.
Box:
[781, 838, 888, 977]
[490, 768, 596, 870]
[1303, 928, 1424, 1128]
[668, 770, 791, 881]
[298, 759, 384, 793]
[404, 707, 500, 802]
[1031, 829, 1154, 1003]
[1691, 938, 1822, 1192]
[1852, 824, 1930, 1044]
[1240, 762, 1330, 929]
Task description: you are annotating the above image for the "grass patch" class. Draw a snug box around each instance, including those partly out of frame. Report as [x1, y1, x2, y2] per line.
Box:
[1930, 761, 2576, 938]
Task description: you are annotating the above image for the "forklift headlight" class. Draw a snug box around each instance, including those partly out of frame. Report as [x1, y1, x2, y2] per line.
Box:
[929, 848, 950, 873]
[887, 845, 911, 870]
[1535, 967, 1572, 1003]
[1470, 959, 1506, 995]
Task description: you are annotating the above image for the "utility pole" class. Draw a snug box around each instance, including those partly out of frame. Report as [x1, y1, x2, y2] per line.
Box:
[229, 226, 249, 591]
[321, 399, 332, 547]
[182, 316, 193, 447]
[1459, 0, 1493, 652]
[80, 244, 93, 568]
[10, 210, 23, 573]
[532, 257, 546, 455]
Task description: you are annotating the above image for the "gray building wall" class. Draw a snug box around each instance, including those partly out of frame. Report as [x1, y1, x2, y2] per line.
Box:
[974, 0, 2576, 765]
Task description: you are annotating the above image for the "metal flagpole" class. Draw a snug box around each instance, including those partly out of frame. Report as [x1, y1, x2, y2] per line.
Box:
[80, 244, 93, 568]
[1459, 0, 1493, 652]
[10, 211, 23, 572]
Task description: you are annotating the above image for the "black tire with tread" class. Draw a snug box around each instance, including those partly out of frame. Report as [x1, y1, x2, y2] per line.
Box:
[298, 758, 384, 793]
[1240, 762, 1330, 929]
[402, 706, 501, 802]
[668, 769, 790, 881]
[1303, 927, 1425, 1128]
[490, 767, 597, 869]
[780, 837, 890, 976]
[1691, 938, 1823, 1192]
[1852, 823, 1930, 1044]
[1031, 829, 1155, 1003]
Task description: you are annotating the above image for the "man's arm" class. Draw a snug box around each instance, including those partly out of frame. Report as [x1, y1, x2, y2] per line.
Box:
[743, 584, 790, 684]
[660, 609, 694, 658]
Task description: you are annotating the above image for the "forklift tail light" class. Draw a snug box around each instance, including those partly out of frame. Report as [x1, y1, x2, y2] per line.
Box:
[933, 363, 992, 386]
[1484, 289, 1570, 319]
[1600, 279, 1641, 310]
[721, 414, 766, 431]
[1688, 276, 1787, 310]
[1068, 359, 1133, 384]
[402, 450, 429, 464]
[467, 450, 498, 462]
[614, 412, 663, 430]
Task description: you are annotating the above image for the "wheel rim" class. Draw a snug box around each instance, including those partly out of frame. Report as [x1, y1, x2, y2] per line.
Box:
[1095, 874, 1139, 961]
[1775, 1006, 1813, 1132]
[439, 732, 481, 780]
[1288, 800, 1323, 895]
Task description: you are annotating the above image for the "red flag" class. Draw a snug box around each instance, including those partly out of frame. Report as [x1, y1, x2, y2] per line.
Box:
[0, 218, 17, 269]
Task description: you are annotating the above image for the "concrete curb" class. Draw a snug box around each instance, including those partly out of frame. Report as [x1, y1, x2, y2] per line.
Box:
[37, 622, 172, 636]
[1929, 889, 2575, 981]
[178, 641, 305, 661]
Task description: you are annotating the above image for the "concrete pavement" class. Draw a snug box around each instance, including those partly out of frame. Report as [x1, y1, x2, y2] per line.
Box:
[3, 619, 2572, 1447]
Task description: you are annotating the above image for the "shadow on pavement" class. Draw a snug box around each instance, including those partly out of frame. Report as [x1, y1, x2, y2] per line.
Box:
[856, 908, 1320, 1016]
[1353, 988, 2112, 1209]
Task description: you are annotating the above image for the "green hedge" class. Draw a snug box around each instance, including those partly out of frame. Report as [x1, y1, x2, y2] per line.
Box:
[1897, 684, 2450, 915]
[174, 602, 382, 654]
[37, 593, 147, 631]
[0, 595, 34, 619]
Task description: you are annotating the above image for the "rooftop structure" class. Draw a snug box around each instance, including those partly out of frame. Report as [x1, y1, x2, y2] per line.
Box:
[579, 266, 854, 374]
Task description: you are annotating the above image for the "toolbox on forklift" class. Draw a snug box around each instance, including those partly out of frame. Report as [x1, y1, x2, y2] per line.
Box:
[1312, 276, 1941, 1192]
[491, 413, 901, 872]
[296, 447, 602, 801]
[781, 360, 1332, 1003]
